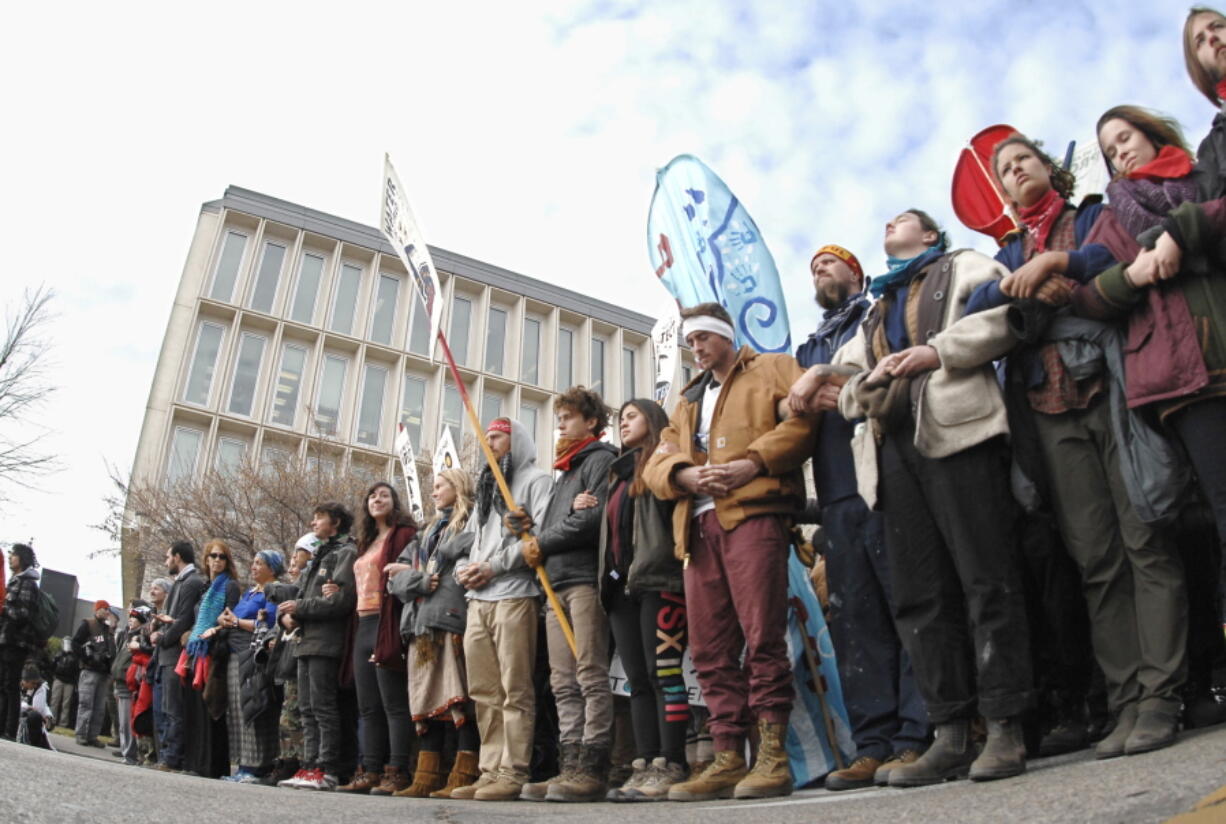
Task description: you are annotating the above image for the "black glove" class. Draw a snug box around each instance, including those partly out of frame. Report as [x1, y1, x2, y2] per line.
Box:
[503, 508, 534, 535]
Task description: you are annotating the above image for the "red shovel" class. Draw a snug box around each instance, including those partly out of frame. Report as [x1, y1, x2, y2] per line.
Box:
[952, 123, 1021, 245]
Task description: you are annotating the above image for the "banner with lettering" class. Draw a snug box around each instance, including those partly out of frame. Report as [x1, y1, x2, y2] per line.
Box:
[647, 154, 791, 353]
[380, 154, 444, 361]
[394, 423, 426, 524]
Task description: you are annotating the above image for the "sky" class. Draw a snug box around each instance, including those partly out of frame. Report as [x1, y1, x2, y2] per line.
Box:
[0, 0, 1210, 601]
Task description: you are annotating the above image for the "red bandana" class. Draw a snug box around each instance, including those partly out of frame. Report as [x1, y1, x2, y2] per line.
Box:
[1216, 78, 1226, 103]
[1126, 144, 1195, 181]
[554, 436, 597, 471]
[1018, 187, 1067, 253]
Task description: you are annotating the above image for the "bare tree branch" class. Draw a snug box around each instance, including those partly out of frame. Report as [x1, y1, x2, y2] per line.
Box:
[0, 284, 59, 504]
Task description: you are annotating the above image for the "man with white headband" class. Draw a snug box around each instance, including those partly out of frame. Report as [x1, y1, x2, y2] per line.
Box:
[644, 302, 818, 801]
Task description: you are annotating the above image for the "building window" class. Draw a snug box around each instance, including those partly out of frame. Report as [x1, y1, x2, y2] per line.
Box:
[269, 343, 308, 427]
[623, 346, 637, 400]
[682, 365, 693, 384]
[520, 403, 539, 448]
[590, 338, 606, 395]
[369, 273, 400, 345]
[227, 332, 266, 417]
[556, 327, 574, 391]
[215, 437, 247, 475]
[450, 296, 473, 366]
[329, 262, 362, 335]
[441, 381, 464, 441]
[314, 354, 347, 436]
[289, 253, 325, 324]
[209, 230, 247, 302]
[355, 363, 388, 447]
[481, 393, 502, 429]
[408, 297, 431, 355]
[248, 240, 287, 314]
[166, 427, 203, 485]
[183, 321, 225, 406]
[484, 307, 507, 375]
[400, 374, 427, 447]
[260, 443, 293, 472]
[521, 317, 541, 385]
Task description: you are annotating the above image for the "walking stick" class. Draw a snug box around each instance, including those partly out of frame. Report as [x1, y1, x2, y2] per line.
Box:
[790, 593, 846, 771]
[435, 333, 579, 658]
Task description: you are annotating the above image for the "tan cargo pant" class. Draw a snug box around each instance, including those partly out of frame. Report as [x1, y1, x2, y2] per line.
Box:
[546, 583, 613, 746]
[465, 597, 538, 780]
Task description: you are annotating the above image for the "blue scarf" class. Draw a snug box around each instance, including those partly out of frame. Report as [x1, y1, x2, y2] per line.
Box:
[870, 246, 945, 298]
[185, 573, 230, 659]
[418, 509, 452, 568]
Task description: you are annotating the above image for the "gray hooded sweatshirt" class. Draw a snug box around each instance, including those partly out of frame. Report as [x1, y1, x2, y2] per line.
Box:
[458, 418, 553, 602]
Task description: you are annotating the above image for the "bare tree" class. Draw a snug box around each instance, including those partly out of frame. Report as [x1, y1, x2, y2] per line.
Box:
[0, 285, 58, 503]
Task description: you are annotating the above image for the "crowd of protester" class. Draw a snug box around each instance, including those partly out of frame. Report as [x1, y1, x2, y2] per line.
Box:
[2, 6, 1226, 804]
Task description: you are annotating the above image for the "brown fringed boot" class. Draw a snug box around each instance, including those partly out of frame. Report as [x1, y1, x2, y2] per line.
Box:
[430, 750, 481, 799]
[394, 751, 445, 798]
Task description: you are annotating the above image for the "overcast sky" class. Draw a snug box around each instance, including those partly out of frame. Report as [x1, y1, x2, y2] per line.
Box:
[0, 0, 1209, 601]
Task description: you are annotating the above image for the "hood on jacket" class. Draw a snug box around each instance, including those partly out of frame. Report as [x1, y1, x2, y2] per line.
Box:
[507, 417, 540, 473]
[14, 567, 40, 582]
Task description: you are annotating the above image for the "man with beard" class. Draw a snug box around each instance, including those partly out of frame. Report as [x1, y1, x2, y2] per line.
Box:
[153, 541, 206, 771]
[452, 417, 553, 802]
[788, 245, 929, 789]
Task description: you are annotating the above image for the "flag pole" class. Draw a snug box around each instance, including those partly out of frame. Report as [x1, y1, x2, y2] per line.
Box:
[433, 331, 579, 658]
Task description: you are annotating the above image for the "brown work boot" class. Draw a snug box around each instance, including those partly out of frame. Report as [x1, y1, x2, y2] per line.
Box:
[627, 758, 687, 801]
[521, 741, 580, 800]
[370, 765, 410, 796]
[873, 749, 920, 786]
[547, 744, 611, 802]
[824, 755, 882, 791]
[890, 720, 974, 787]
[394, 752, 445, 798]
[969, 717, 1026, 782]
[474, 772, 525, 801]
[336, 765, 379, 794]
[430, 750, 480, 798]
[734, 721, 793, 799]
[667, 749, 748, 801]
[449, 770, 497, 800]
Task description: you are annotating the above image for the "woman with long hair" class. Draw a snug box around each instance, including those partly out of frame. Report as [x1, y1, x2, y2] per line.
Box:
[185, 539, 241, 777]
[387, 468, 480, 798]
[0, 544, 42, 740]
[333, 482, 416, 795]
[575, 399, 689, 801]
[220, 549, 285, 783]
[979, 131, 1188, 760]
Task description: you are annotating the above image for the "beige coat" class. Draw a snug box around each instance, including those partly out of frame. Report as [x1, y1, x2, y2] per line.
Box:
[832, 250, 1015, 505]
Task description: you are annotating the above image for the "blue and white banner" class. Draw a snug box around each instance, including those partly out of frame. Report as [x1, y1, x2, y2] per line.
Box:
[647, 154, 791, 353]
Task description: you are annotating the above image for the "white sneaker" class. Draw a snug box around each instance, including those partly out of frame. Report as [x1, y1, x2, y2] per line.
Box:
[277, 768, 313, 789]
[300, 771, 338, 791]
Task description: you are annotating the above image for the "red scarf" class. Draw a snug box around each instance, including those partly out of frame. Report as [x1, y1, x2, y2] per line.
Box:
[1126, 144, 1194, 181]
[554, 436, 597, 470]
[1216, 78, 1226, 103]
[1018, 187, 1066, 253]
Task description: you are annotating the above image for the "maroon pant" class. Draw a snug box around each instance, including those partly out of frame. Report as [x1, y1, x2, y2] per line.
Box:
[685, 511, 793, 751]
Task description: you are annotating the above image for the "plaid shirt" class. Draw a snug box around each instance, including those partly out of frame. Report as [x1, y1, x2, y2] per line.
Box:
[0, 569, 40, 649]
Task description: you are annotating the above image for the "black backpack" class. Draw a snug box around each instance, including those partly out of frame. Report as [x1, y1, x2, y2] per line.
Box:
[30, 590, 59, 643]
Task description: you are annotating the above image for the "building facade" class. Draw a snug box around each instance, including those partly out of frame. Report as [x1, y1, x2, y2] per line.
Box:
[120, 185, 688, 599]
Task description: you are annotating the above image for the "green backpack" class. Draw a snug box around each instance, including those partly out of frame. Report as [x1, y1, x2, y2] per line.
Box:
[30, 589, 59, 643]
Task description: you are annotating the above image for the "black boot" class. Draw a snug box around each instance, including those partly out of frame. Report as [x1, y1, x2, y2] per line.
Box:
[888, 721, 974, 787]
[1038, 702, 1089, 757]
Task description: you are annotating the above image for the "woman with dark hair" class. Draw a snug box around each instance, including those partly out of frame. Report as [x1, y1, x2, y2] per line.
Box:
[332, 482, 416, 796]
[387, 468, 479, 798]
[976, 131, 1188, 760]
[220, 549, 285, 783]
[0, 544, 42, 740]
[575, 399, 688, 801]
[185, 539, 242, 777]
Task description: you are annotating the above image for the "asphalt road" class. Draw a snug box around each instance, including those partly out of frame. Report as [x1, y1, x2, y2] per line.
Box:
[11, 724, 1226, 824]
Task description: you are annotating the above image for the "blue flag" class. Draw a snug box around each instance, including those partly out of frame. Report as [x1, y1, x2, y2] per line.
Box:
[647, 154, 791, 353]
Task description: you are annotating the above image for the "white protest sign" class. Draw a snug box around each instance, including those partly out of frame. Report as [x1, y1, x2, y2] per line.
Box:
[394, 423, 426, 524]
[380, 154, 444, 361]
[433, 426, 461, 478]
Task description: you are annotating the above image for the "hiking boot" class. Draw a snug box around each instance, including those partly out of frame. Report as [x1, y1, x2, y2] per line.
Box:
[1038, 704, 1090, 757]
[889, 721, 974, 787]
[734, 721, 793, 799]
[970, 717, 1026, 781]
[450, 771, 497, 800]
[371, 765, 410, 796]
[825, 755, 882, 791]
[874, 749, 921, 786]
[606, 758, 651, 801]
[430, 750, 480, 799]
[625, 758, 686, 801]
[521, 741, 580, 800]
[1095, 704, 1137, 759]
[336, 765, 378, 793]
[668, 750, 747, 801]
[1124, 706, 1179, 755]
[395, 752, 445, 797]
[547, 743, 611, 801]
[475, 772, 525, 801]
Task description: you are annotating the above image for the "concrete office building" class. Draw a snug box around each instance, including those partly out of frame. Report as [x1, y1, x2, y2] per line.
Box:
[120, 185, 690, 598]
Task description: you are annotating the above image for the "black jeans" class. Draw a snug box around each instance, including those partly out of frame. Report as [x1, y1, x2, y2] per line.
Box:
[606, 587, 689, 764]
[24, 708, 50, 748]
[418, 709, 479, 754]
[880, 427, 1034, 723]
[0, 645, 24, 740]
[1171, 397, 1226, 613]
[822, 497, 928, 760]
[298, 655, 342, 772]
[353, 614, 412, 770]
[159, 662, 186, 768]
